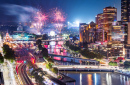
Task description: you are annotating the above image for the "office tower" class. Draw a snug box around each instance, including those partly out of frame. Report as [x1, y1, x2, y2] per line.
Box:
[96, 6, 117, 41]
[79, 23, 88, 43]
[121, 0, 130, 22]
[107, 23, 125, 58]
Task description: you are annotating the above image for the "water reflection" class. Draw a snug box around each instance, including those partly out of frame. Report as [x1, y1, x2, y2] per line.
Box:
[88, 74, 92, 85]
[106, 73, 112, 85]
[94, 73, 97, 85]
[66, 72, 130, 85]
[44, 41, 68, 56]
[80, 73, 82, 85]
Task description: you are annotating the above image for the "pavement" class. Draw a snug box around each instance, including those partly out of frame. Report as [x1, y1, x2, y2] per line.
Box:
[3, 61, 17, 85]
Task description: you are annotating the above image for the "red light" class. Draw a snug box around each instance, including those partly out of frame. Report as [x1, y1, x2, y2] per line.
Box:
[63, 58, 67, 61]
[31, 58, 35, 64]
[16, 64, 19, 74]
[104, 40, 107, 42]
[53, 57, 61, 60]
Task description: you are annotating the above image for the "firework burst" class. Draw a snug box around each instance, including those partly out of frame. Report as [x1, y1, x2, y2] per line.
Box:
[51, 8, 66, 33]
[31, 11, 48, 34]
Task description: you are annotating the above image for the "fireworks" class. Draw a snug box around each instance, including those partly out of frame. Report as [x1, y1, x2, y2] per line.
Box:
[54, 23, 63, 33]
[53, 8, 65, 22]
[3, 4, 66, 34]
[35, 12, 47, 22]
[31, 11, 48, 34]
[52, 8, 66, 33]
[31, 8, 66, 34]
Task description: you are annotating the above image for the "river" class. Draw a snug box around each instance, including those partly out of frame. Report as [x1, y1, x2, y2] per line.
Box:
[66, 72, 130, 85]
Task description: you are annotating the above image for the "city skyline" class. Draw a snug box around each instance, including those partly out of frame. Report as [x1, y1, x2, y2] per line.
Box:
[0, 0, 121, 23]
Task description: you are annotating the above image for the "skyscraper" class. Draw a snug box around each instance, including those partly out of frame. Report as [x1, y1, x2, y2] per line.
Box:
[121, 0, 130, 22]
[96, 6, 117, 41]
[103, 6, 117, 31]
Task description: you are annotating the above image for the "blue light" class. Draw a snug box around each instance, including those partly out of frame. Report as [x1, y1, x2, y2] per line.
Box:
[24, 61, 26, 63]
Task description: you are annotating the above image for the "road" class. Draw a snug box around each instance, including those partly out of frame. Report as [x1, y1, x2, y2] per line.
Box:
[18, 63, 33, 85]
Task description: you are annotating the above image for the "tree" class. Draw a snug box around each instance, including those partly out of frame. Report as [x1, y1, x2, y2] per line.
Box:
[2, 44, 15, 60]
[72, 36, 78, 41]
[46, 58, 54, 64]
[38, 44, 43, 51]
[65, 41, 70, 46]
[41, 48, 48, 58]
[4, 48, 15, 60]
[46, 63, 52, 69]
[97, 53, 103, 59]
[42, 34, 48, 40]
[2, 44, 10, 54]
[69, 34, 74, 38]
[36, 39, 42, 45]
[0, 53, 4, 64]
[51, 67, 58, 74]
[124, 61, 130, 66]
[108, 61, 117, 66]
[31, 68, 45, 85]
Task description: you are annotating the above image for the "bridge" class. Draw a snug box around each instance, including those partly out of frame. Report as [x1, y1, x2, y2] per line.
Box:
[8, 39, 65, 45]
[42, 39, 66, 42]
[49, 53, 99, 66]
[53, 65, 119, 72]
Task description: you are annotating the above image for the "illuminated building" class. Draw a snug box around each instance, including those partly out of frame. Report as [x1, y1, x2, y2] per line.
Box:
[107, 23, 125, 58]
[121, 0, 130, 44]
[96, 29, 104, 42]
[17, 25, 23, 31]
[79, 23, 88, 43]
[121, 0, 130, 22]
[11, 25, 35, 41]
[125, 22, 130, 59]
[103, 7, 117, 30]
[79, 22, 96, 47]
[95, 13, 103, 28]
[96, 6, 117, 41]
[4, 32, 12, 42]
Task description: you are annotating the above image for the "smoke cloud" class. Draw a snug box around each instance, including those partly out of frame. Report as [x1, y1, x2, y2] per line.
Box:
[2, 4, 38, 22]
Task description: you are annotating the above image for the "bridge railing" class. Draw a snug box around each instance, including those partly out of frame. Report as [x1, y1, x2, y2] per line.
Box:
[53, 65, 119, 70]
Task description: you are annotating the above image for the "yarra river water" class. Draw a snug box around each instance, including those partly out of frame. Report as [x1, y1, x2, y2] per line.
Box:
[66, 72, 130, 85]
[46, 40, 130, 85]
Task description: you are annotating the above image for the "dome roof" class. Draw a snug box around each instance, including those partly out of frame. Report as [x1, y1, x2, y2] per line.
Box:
[17, 25, 23, 31]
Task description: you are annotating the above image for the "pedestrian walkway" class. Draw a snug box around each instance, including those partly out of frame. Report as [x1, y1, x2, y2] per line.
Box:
[3, 61, 17, 85]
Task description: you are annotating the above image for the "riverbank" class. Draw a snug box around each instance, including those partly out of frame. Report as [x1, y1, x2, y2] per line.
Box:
[114, 70, 130, 77]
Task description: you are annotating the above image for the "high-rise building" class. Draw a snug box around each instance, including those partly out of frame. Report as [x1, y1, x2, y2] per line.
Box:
[95, 13, 103, 28]
[79, 22, 96, 48]
[96, 6, 117, 41]
[107, 24, 125, 58]
[79, 23, 88, 43]
[125, 22, 130, 59]
[103, 6, 117, 31]
[121, 0, 130, 22]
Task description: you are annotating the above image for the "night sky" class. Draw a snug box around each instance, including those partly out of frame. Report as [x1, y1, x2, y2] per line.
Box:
[0, 0, 121, 23]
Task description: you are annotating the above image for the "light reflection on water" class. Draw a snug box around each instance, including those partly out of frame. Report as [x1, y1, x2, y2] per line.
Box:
[44, 41, 68, 56]
[66, 72, 130, 85]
